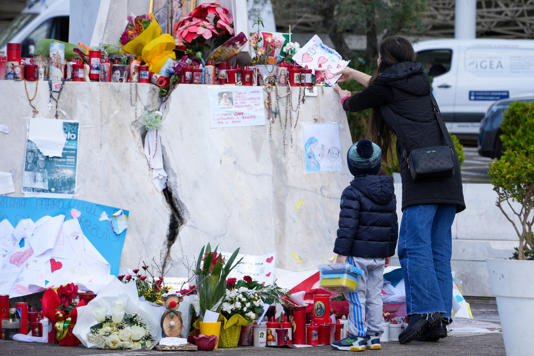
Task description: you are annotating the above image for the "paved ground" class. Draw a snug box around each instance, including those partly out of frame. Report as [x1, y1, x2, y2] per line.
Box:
[460, 147, 492, 184]
[0, 333, 505, 356]
[0, 297, 504, 356]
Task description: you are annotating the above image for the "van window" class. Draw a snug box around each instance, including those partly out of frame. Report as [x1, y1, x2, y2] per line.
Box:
[417, 49, 453, 77]
[21, 16, 69, 57]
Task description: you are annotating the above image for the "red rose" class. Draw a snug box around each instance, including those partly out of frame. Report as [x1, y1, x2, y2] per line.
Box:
[142, 265, 149, 270]
[140, 276, 147, 280]
[118, 275, 124, 281]
[133, 269, 139, 274]
[243, 275, 252, 283]
[125, 275, 132, 281]
[226, 278, 237, 289]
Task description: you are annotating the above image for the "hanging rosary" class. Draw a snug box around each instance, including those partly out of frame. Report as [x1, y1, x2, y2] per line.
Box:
[48, 79, 66, 119]
[24, 79, 39, 118]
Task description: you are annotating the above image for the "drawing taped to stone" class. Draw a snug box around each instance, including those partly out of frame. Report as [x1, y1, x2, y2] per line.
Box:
[22, 121, 79, 195]
[303, 122, 342, 172]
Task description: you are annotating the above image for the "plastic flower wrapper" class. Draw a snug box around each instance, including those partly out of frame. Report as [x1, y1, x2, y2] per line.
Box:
[119, 14, 176, 74]
[41, 283, 87, 346]
[73, 278, 164, 349]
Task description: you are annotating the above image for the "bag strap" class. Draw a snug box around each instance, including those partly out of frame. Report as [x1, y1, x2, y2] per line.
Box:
[429, 93, 453, 147]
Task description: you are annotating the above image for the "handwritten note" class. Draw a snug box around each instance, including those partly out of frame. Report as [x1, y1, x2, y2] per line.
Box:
[209, 87, 266, 128]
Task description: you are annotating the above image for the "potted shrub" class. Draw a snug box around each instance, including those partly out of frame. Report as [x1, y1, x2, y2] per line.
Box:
[486, 101, 534, 356]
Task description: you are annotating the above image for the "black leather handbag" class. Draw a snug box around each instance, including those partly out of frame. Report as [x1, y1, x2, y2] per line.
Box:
[404, 95, 455, 181]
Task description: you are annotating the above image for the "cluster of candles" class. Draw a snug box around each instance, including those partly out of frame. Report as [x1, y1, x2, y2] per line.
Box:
[0, 42, 327, 88]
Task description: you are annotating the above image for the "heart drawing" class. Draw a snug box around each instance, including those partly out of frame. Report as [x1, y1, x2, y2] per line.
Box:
[301, 52, 313, 63]
[9, 248, 34, 267]
[265, 272, 272, 277]
[266, 256, 274, 263]
[318, 56, 328, 66]
[50, 258, 63, 273]
[71, 209, 81, 219]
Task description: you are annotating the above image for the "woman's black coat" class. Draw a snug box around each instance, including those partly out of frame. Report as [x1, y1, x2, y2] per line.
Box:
[343, 62, 465, 212]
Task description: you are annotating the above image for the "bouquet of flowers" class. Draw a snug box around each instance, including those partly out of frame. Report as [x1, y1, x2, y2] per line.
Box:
[118, 264, 171, 305]
[87, 312, 153, 350]
[232, 275, 290, 306]
[119, 14, 176, 73]
[73, 279, 164, 349]
[120, 15, 152, 46]
[282, 41, 300, 64]
[195, 243, 242, 317]
[221, 286, 263, 322]
[41, 283, 86, 346]
[174, 2, 234, 61]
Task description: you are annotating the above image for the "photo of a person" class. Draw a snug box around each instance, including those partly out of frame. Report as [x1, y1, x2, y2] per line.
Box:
[111, 65, 128, 83]
[218, 92, 234, 107]
[112, 69, 121, 82]
[6, 63, 15, 80]
[23, 143, 49, 190]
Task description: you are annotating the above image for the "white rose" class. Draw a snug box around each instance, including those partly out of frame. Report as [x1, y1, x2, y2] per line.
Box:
[246, 311, 256, 320]
[235, 301, 241, 309]
[101, 326, 113, 335]
[132, 341, 142, 350]
[119, 328, 132, 341]
[130, 325, 146, 341]
[239, 287, 248, 293]
[105, 334, 121, 349]
[91, 306, 107, 323]
[246, 302, 251, 307]
[111, 307, 124, 324]
[120, 340, 134, 349]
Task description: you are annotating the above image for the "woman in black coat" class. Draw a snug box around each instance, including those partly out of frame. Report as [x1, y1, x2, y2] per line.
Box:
[333, 36, 465, 344]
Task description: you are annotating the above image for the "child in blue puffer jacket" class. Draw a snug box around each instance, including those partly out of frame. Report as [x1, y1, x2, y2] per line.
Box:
[331, 139, 398, 352]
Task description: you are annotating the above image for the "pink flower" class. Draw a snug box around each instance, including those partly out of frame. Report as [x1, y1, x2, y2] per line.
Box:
[216, 19, 234, 35]
[190, 3, 232, 24]
[177, 17, 217, 43]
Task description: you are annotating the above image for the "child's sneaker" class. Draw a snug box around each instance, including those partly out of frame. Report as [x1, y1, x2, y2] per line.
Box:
[366, 334, 381, 350]
[331, 335, 367, 351]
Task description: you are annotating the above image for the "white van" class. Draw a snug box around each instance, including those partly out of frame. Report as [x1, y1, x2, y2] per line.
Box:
[0, 0, 69, 57]
[413, 39, 534, 139]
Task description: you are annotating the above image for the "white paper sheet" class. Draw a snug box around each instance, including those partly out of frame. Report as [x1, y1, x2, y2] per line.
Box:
[28, 118, 67, 157]
[144, 129, 167, 191]
[0, 215, 113, 297]
[0, 124, 8, 134]
[302, 122, 343, 172]
[0, 172, 15, 195]
[293, 35, 350, 86]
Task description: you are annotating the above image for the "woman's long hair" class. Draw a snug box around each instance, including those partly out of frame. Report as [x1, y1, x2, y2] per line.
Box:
[369, 36, 416, 162]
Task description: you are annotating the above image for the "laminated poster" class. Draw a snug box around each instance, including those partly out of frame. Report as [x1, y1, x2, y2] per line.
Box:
[293, 34, 350, 86]
[303, 122, 342, 172]
[22, 120, 79, 195]
[209, 86, 266, 128]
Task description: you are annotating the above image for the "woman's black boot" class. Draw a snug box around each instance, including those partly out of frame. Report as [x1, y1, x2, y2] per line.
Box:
[398, 312, 441, 344]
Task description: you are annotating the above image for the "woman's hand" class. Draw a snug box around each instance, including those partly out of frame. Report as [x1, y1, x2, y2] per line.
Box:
[335, 254, 347, 264]
[385, 257, 391, 267]
[333, 84, 351, 98]
[335, 67, 357, 82]
[334, 67, 372, 87]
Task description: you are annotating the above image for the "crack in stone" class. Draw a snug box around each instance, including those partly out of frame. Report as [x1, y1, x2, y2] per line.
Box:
[159, 143, 188, 275]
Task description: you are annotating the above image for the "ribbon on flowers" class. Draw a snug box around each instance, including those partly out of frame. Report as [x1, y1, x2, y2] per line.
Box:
[54, 316, 72, 341]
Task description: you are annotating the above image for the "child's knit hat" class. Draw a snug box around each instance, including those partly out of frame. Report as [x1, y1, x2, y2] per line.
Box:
[347, 139, 382, 176]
